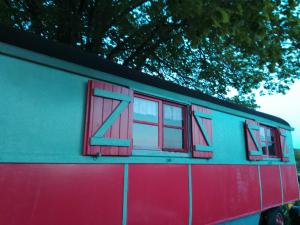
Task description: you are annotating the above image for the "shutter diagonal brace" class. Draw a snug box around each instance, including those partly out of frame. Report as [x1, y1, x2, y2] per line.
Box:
[90, 88, 132, 147]
[247, 124, 263, 156]
[193, 111, 213, 151]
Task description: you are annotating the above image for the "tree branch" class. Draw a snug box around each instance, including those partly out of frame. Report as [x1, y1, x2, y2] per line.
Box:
[153, 53, 195, 82]
[3, 0, 25, 31]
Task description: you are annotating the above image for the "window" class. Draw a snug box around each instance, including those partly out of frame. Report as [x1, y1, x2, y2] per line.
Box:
[163, 104, 184, 149]
[133, 94, 187, 152]
[245, 120, 281, 160]
[133, 97, 159, 149]
[259, 126, 278, 157]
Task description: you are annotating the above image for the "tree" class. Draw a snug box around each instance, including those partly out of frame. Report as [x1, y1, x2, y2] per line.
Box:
[1, 0, 299, 108]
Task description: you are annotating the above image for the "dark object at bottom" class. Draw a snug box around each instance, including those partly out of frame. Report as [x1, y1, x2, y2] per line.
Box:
[260, 207, 285, 225]
[289, 206, 300, 225]
[267, 208, 285, 225]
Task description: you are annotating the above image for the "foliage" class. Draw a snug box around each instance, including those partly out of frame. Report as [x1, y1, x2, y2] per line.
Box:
[282, 204, 291, 225]
[1, 0, 299, 108]
[295, 150, 300, 173]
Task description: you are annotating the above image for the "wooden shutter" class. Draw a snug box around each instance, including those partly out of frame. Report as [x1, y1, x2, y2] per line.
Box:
[83, 80, 133, 156]
[278, 128, 289, 162]
[191, 105, 213, 158]
[244, 120, 263, 160]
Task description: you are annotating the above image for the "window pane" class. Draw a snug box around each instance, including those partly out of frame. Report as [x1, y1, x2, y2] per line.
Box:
[269, 129, 276, 142]
[163, 127, 183, 149]
[133, 97, 158, 123]
[260, 127, 266, 141]
[266, 128, 272, 142]
[268, 143, 277, 156]
[133, 123, 158, 149]
[163, 104, 183, 127]
[261, 141, 267, 155]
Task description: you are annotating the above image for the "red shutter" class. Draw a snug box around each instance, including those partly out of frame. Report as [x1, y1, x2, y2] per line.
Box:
[83, 80, 133, 156]
[278, 128, 289, 162]
[191, 105, 213, 158]
[244, 120, 263, 160]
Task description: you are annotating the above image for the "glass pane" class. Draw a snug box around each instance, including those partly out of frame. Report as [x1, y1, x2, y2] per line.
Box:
[133, 123, 158, 149]
[133, 97, 158, 123]
[260, 127, 266, 141]
[266, 128, 272, 142]
[261, 141, 267, 155]
[163, 127, 183, 149]
[163, 104, 183, 127]
[270, 129, 276, 142]
[268, 143, 277, 156]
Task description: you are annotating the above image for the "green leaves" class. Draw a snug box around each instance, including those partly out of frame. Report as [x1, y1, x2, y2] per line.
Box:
[214, 7, 230, 25]
[1, 0, 299, 109]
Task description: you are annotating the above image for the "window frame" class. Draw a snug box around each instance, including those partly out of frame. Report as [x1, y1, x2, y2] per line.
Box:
[259, 124, 280, 159]
[133, 94, 160, 150]
[133, 93, 188, 152]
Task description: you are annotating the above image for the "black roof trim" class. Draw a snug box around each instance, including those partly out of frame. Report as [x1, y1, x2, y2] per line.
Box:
[0, 26, 290, 126]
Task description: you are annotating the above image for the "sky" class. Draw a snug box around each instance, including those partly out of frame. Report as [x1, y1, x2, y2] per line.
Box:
[256, 80, 300, 149]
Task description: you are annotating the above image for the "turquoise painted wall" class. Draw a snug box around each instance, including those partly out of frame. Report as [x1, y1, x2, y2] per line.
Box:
[0, 43, 296, 165]
[219, 213, 260, 225]
[0, 54, 86, 159]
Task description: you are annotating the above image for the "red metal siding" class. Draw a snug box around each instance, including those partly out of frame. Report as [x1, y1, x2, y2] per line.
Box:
[260, 165, 282, 209]
[280, 165, 299, 203]
[0, 164, 124, 225]
[127, 164, 189, 225]
[192, 165, 260, 225]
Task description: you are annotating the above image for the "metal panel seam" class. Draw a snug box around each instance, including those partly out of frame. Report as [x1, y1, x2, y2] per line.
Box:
[122, 164, 129, 225]
[278, 165, 284, 204]
[188, 164, 192, 225]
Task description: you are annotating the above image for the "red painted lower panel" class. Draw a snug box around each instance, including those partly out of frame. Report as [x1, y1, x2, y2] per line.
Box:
[281, 165, 299, 203]
[192, 165, 260, 225]
[127, 164, 189, 225]
[0, 164, 124, 225]
[260, 165, 282, 209]
[1, 163, 294, 225]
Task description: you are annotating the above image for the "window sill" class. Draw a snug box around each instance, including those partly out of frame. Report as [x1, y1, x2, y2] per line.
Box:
[262, 157, 281, 161]
[132, 149, 191, 158]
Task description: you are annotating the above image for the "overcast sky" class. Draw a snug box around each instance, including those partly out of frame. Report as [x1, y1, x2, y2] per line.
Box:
[256, 80, 300, 149]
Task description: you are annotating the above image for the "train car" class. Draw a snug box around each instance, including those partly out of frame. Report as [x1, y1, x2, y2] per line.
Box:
[0, 27, 299, 225]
